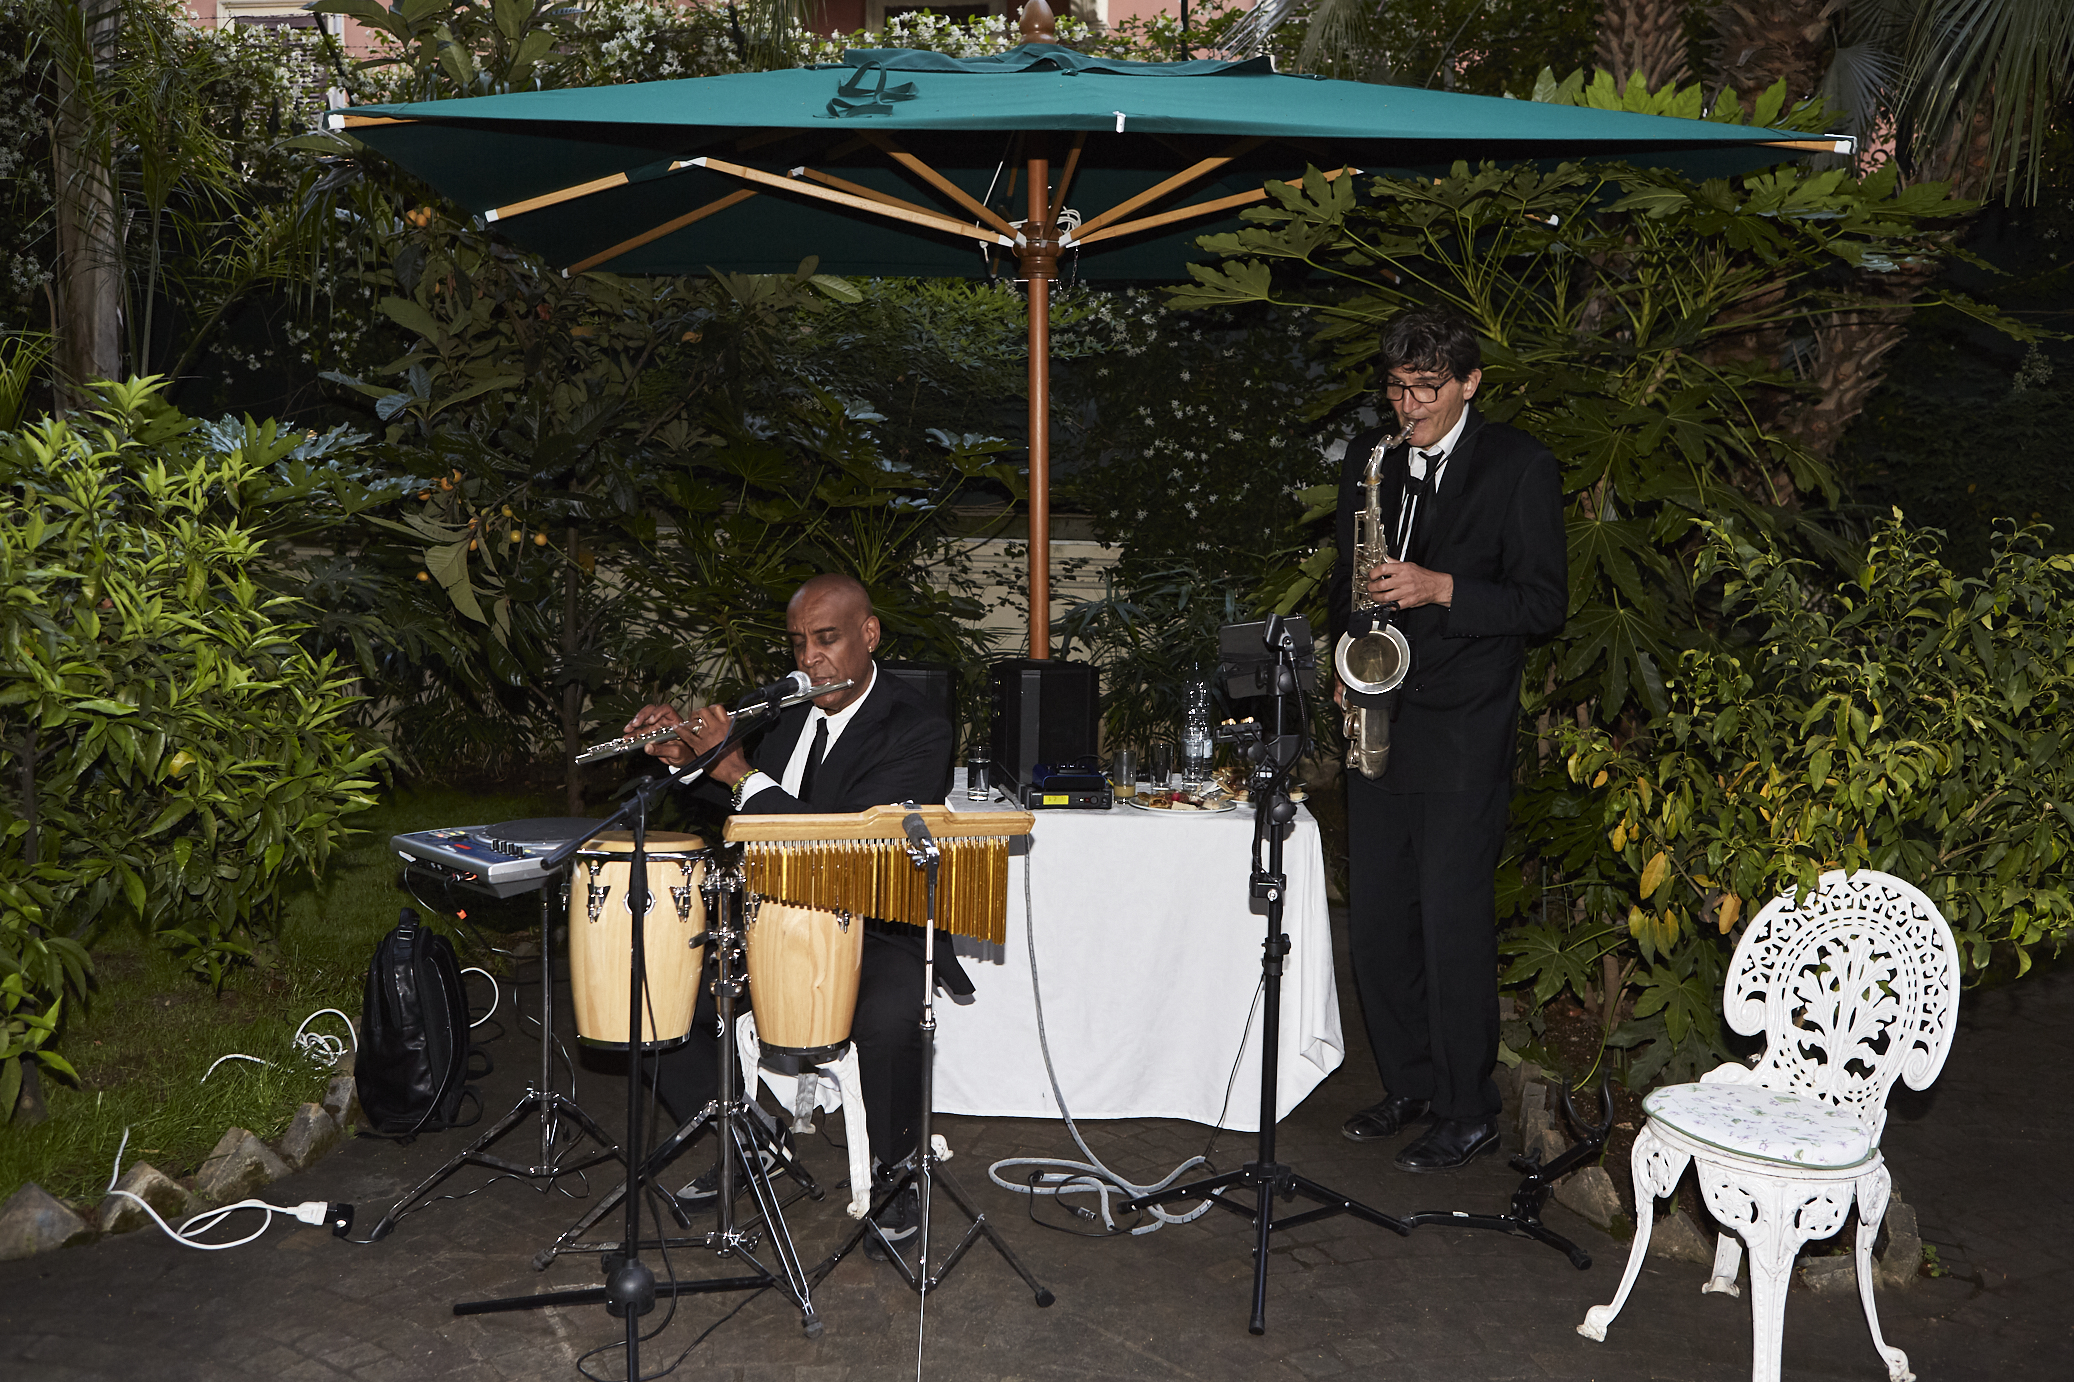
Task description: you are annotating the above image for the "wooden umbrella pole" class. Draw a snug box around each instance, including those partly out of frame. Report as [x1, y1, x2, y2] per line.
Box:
[1023, 153, 1053, 660]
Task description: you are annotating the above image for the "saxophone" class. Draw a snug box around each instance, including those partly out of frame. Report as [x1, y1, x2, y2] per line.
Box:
[1335, 420, 1416, 780]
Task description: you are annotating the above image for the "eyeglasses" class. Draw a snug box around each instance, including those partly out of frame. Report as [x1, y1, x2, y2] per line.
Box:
[1382, 379, 1449, 404]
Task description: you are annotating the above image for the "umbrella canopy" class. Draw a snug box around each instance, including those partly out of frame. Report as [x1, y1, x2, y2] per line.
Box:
[333, 25, 1850, 656]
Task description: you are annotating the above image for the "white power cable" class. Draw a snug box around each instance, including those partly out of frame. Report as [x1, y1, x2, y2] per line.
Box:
[201, 1053, 271, 1082]
[294, 1008, 358, 1066]
[201, 1006, 362, 1084]
[460, 967, 498, 1028]
[986, 852, 1225, 1234]
[102, 1127, 341, 1250]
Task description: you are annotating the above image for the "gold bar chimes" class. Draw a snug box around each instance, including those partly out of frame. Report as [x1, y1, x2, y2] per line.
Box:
[723, 805, 1035, 947]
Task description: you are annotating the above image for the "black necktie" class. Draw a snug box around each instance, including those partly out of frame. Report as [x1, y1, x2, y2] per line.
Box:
[796, 717, 829, 803]
[1400, 450, 1441, 557]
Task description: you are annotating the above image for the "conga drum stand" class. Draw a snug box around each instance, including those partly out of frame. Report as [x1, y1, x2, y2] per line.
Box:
[369, 848, 623, 1243]
[523, 850, 825, 1277]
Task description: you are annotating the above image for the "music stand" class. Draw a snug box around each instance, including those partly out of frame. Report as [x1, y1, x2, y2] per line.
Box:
[1120, 615, 1409, 1334]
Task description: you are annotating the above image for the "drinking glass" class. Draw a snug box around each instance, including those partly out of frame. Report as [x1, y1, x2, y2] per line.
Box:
[965, 752, 991, 801]
[1148, 742, 1175, 789]
[1110, 748, 1137, 799]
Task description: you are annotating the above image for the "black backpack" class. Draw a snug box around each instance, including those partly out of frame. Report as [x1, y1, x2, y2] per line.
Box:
[354, 910, 484, 1139]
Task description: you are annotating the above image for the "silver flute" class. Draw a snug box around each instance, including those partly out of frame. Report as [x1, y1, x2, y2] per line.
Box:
[574, 678, 856, 765]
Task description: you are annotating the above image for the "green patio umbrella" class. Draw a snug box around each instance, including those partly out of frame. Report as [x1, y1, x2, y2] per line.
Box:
[331, 9, 1849, 657]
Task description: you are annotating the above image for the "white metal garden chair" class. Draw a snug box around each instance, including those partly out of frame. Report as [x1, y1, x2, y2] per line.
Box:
[1578, 869, 1959, 1382]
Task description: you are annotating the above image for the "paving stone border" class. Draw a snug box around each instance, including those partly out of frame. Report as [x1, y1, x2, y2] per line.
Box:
[0, 1065, 362, 1264]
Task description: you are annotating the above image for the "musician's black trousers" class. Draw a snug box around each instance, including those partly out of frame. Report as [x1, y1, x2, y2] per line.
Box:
[641, 928, 926, 1170]
[1345, 774, 1510, 1122]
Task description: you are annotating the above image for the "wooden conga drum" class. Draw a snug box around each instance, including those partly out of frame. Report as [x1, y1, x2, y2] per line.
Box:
[744, 901, 864, 1061]
[568, 831, 706, 1049]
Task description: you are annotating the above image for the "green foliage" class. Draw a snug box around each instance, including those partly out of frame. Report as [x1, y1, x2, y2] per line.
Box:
[3, 0, 334, 386]
[1053, 297, 1336, 746]
[1531, 514, 2074, 1076]
[0, 379, 385, 1112]
[0, 783, 552, 1194]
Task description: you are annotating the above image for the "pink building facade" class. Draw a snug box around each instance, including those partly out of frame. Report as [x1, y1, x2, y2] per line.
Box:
[179, 1, 1184, 53]
[810, 0, 1178, 33]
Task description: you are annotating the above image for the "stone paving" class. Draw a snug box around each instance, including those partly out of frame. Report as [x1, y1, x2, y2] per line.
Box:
[3, 914, 2068, 1382]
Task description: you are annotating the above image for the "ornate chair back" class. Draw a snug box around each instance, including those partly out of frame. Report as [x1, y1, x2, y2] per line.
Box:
[1723, 870, 1961, 1143]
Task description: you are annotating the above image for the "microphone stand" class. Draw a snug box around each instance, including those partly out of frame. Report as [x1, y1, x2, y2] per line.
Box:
[1120, 616, 1409, 1334]
[452, 683, 827, 1365]
[814, 810, 1055, 1308]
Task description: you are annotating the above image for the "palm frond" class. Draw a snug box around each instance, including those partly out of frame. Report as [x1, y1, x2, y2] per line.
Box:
[1904, 0, 2074, 203]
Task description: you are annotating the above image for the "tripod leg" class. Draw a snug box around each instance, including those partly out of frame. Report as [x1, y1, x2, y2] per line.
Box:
[367, 1097, 540, 1242]
[932, 1168, 1055, 1306]
[730, 1118, 822, 1337]
[1249, 1178, 1273, 1335]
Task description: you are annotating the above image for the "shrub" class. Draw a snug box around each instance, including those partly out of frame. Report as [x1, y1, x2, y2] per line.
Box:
[0, 379, 385, 1114]
[1518, 514, 2074, 1083]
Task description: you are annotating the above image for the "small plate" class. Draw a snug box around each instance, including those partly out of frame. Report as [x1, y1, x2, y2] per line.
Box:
[1123, 796, 1238, 815]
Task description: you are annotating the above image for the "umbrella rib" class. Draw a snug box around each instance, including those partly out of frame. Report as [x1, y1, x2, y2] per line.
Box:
[860, 134, 1018, 236]
[565, 188, 759, 275]
[792, 166, 975, 227]
[1048, 131, 1087, 229]
[1070, 165, 1358, 249]
[691, 157, 1011, 246]
[1763, 138, 1855, 154]
[1070, 137, 1267, 240]
[487, 169, 647, 223]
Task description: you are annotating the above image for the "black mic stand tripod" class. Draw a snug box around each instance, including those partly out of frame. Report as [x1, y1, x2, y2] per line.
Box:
[812, 808, 1055, 1308]
[451, 690, 823, 1372]
[1120, 616, 1409, 1334]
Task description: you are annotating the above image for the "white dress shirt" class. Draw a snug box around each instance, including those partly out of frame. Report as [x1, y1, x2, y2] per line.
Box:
[738, 662, 879, 806]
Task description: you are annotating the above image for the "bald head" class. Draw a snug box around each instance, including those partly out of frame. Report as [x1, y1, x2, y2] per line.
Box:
[786, 573, 880, 713]
[789, 572, 872, 622]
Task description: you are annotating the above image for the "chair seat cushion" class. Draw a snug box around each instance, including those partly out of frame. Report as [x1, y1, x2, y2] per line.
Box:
[1643, 1082, 1876, 1169]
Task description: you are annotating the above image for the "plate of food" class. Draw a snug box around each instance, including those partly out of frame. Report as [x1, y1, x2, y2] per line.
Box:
[1124, 788, 1238, 814]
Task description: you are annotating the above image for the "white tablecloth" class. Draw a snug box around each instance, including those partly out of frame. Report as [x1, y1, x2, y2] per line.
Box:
[932, 773, 1342, 1131]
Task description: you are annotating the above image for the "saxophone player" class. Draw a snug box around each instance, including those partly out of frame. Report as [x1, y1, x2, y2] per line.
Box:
[1330, 305, 1567, 1172]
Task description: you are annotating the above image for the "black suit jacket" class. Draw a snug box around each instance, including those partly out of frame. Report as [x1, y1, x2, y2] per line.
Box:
[1329, 405, 1567, 793]
[725, 666, 970, 991]
[736, 668, 954, 814]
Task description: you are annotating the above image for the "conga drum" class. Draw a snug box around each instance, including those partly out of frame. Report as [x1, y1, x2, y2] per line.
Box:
[568, 831, 706, 1048]
[744, 901, 864, 1062]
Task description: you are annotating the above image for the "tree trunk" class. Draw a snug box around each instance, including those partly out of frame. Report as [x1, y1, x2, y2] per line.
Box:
[1705, 0, 1837, 111]
[49, 3, 122, 407]
[1595, 0, 1691, 92]
[12, 1059, 49, 1127]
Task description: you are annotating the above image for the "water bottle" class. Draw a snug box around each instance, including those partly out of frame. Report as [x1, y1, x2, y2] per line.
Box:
[1181, 674, 1215, 787]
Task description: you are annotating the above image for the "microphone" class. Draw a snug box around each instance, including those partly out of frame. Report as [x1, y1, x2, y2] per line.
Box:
[901, 807, 939, 867]
[735, 670, 812, 710]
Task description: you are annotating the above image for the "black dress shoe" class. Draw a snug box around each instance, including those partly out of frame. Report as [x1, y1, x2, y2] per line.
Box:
[1341, 1094, 1432, 1142]
[1393, 1117, 1500, 1172]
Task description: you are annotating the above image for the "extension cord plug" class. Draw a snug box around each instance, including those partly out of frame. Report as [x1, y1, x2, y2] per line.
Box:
[290, 1201, 356, 1236]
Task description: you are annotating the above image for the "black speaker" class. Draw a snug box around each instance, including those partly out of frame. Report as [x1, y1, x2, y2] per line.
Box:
[879, 660, 959, 801]
[988, 659, 1101, 792]
[878, 661, 958, 727]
